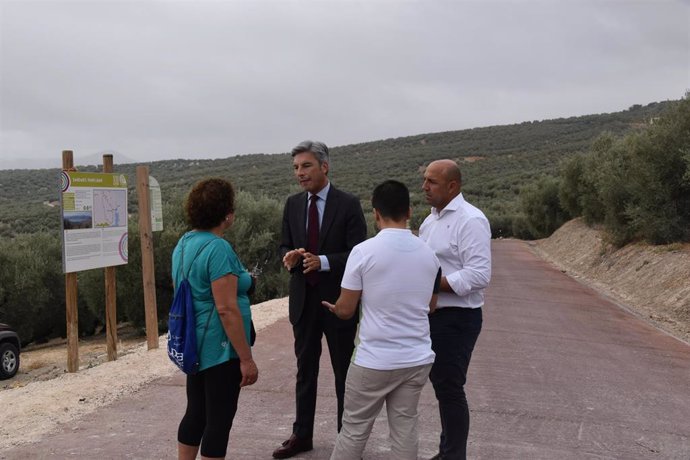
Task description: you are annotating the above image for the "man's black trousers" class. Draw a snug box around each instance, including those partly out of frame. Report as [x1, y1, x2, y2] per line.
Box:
[292, 287, 357, 439]
[429, 307, 483, 460]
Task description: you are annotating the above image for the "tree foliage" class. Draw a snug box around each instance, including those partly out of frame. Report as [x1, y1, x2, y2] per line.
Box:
[519, 176, 571, 239]
[0, 233, 98, 343]
[556, 95, 690, 246]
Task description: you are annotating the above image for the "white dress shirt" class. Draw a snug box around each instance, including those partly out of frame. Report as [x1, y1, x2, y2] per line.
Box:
[419, 193, 491, 309]
[307, 182, 331, 272]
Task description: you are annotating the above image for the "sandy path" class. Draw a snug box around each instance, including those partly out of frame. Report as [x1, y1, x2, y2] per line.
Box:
[0, 298, 288, 450]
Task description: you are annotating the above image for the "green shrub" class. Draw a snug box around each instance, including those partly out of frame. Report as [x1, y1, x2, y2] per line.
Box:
[519, 176, 570, 239]
[623, 97, 690, 244]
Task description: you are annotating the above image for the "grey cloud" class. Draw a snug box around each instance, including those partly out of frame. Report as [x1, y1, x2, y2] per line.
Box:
[1, 0, 688, 168]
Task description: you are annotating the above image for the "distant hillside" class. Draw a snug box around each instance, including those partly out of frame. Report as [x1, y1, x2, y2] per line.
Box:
[1, 150, 137, 170]
[0, 100, 676, 238]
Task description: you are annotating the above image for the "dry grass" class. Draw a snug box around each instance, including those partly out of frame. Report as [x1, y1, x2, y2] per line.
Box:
[23, 359, 48, 371]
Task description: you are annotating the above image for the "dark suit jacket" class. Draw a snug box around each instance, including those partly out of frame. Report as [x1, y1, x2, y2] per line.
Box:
[280, 184, 367, 325]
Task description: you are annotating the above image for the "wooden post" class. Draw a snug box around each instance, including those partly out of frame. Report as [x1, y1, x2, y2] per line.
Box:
[103, 154, 118, 361]
[136, 166, 159, 350]
[62, 150, 79, 373]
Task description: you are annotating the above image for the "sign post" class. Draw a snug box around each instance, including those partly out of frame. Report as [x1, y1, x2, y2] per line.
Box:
[62, 150, 79, 372]
[103, 154, 118, 361]
[136, 166, 159, 350]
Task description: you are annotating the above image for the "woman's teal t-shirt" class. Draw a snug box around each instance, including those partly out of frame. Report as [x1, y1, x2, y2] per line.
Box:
[171, 231, 252, 372]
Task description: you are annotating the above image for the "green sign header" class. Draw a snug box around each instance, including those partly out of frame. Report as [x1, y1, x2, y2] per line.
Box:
[67, 172, 127, 188]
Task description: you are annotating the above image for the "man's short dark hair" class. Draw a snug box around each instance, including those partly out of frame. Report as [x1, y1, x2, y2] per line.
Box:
[291, 140, 329, 165]
[371, 180, 409, 222]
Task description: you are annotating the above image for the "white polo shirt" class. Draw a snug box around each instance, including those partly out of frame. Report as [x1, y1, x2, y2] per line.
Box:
[341, 228, 440, 370]
[419, 193, 492, 309]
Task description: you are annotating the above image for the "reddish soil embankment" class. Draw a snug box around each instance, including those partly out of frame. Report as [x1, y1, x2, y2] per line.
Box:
[531, 218, 690, 343]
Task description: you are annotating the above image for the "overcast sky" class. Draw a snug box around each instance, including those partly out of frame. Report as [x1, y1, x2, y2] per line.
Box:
[1, 0, 688, 169]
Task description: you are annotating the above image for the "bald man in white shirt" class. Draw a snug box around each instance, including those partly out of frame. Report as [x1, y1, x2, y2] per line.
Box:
[419, 160, 492, 460]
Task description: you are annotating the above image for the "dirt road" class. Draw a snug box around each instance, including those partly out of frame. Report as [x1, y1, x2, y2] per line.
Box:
[3, 240, 689, 459]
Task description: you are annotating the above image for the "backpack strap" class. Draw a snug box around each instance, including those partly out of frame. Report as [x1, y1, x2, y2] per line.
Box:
[178, 233, 220, 359]
[179, 234, 218, 281]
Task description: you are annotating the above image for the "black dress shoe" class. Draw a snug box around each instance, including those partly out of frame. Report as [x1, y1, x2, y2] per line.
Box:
[272, 434, 313, 459]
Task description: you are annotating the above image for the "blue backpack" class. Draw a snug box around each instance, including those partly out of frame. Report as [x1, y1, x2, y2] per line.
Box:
[167, 237, 216, 374]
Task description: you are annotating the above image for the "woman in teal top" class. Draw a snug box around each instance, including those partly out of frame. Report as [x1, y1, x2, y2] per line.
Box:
[173, 178, 258, 460]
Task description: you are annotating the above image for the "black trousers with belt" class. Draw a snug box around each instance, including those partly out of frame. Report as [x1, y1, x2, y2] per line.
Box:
[429, 307, 483, 460]
[292, 287, 357, 439]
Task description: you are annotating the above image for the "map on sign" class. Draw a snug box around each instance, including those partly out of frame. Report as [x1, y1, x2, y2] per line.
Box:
[93, 189, 127, 228]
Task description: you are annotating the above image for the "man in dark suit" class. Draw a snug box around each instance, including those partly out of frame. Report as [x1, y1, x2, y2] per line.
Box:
[273, 140, 367, 459]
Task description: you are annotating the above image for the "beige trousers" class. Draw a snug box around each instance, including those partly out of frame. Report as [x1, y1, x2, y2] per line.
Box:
[330, 362, 433, 460]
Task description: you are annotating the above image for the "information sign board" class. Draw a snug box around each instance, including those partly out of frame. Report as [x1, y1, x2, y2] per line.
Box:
[60, 171, 128, 273]
[149, 175, 163, 232]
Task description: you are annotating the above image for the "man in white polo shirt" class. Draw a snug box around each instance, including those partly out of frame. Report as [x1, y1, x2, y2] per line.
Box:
[323, 180, 441, 460]
[420, 159, 492, 460]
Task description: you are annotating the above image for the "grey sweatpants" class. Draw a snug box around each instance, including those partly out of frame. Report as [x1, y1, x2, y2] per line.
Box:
[330, 362, 433, 460]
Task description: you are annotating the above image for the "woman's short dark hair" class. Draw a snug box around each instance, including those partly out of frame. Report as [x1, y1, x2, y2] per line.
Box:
[371, 180, 409, 221]
[185, 178, 235, 230]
